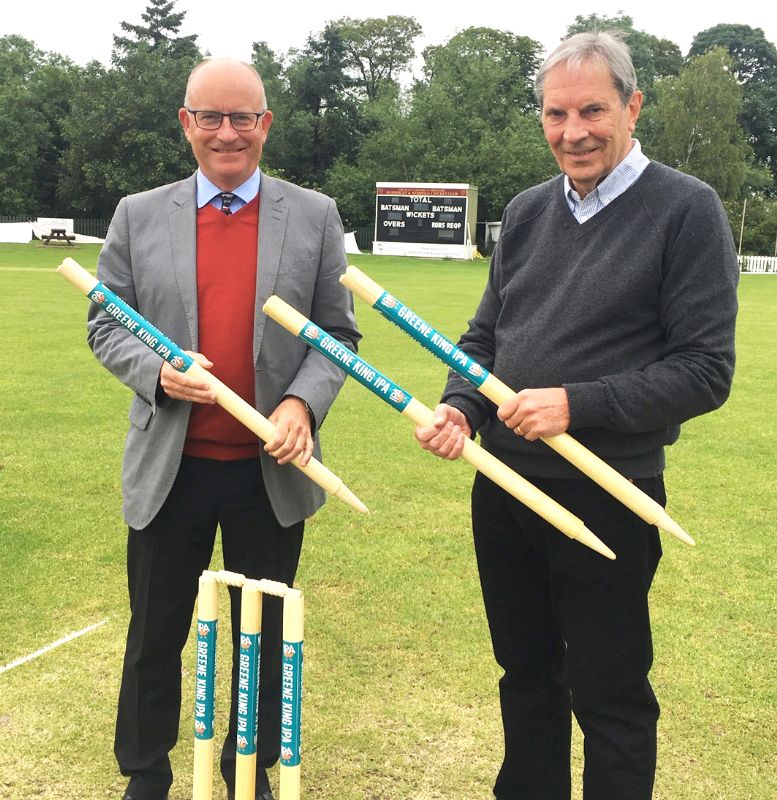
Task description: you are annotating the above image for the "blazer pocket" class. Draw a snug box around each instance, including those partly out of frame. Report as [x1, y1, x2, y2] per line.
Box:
[128, 396, 154, 430]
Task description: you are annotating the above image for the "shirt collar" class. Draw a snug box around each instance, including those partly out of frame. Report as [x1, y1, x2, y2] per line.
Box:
[564, 139, 649, 204]
[195, 168, 262, 209]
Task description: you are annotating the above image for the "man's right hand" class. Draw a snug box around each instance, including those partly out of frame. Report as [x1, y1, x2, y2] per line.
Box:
[159, 351, 217, 403]
[414, 403, 472, 460]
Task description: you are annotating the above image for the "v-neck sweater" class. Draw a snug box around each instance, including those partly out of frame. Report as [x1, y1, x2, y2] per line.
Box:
[184, 196, 261, 460]
[443, 162, 738, 479]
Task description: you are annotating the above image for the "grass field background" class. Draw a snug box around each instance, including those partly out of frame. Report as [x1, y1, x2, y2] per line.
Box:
[0, 242, 775, 799]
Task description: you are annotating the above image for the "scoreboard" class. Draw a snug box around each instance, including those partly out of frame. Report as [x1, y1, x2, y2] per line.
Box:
[373, 182, 478, 259]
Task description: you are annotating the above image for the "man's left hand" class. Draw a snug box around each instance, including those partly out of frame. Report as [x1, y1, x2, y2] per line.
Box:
[265, 396, 314, 466]
[497, 388, 571, 440]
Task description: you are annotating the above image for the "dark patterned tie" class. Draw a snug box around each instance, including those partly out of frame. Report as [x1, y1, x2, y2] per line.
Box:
[220, 192, 236, 215]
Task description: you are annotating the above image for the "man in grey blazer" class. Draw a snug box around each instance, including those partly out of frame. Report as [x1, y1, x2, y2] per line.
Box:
[88, 58, 360, 800]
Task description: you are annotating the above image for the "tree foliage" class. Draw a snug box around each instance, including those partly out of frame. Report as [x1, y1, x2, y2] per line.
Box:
[649, 48, 752, 201]
[58, 3, 200, 216]
[112, 0, 198, 62]
[324, 28, 555, 227]
[690, 24, 777, 189]
[0, 2, 775, 250]
[335, 16, 422, 101]
[0, 36, 79, 215]
[565, 13, 682, 102]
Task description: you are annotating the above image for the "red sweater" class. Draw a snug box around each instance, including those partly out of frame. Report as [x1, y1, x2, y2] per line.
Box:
[184, 196, 262, 460]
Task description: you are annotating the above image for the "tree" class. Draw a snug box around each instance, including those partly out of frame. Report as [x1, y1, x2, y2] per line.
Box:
[113, 0, 198, 61]
[650, 48, 752, 201]
[334, 15, 422, 100]
[325, 28, 556, 227]
[565, 14, 682, 102]
[412, 28, 552, 219]
[739, 195, 777, 255]
[421, 27, 542, 121]
[0, 36, 80, 215]
[690, 23, 777, 83]
[59, 1, 200, 217]
[252, 40, 286, 106]
[689, 24, 777, 190]
[262, 24, 365, 188]
[322, 87, 424, 228]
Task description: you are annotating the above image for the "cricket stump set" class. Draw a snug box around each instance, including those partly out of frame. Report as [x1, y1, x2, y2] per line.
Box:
[58, 256, 696, 796]
[193, 570, 304, 800]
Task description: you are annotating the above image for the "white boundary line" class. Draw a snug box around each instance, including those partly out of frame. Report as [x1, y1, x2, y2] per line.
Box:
[0, 619, 109, 675]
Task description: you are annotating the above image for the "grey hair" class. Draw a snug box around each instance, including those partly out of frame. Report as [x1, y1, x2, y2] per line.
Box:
[183, 57, 266, 108]
[534, 31, 637, 108]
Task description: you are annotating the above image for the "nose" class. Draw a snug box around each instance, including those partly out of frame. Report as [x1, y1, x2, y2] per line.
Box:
[563, 113, 589, 144]
[215, 116, 240, 138]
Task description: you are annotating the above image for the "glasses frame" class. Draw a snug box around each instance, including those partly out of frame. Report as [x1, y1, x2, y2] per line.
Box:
[186, 108, 267, 131]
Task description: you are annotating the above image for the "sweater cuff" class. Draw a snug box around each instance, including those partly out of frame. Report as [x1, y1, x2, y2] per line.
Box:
[564, 380, 608, 430]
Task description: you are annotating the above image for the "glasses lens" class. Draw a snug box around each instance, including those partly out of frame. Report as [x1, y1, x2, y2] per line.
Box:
[196, 112, 223, 129]
[230, 113, 258, 131]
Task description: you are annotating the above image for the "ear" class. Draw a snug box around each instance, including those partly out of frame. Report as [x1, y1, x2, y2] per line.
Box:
[179, 107, 192, 141]
[258, 109, 273, 142]
[627, 90, 643, 132]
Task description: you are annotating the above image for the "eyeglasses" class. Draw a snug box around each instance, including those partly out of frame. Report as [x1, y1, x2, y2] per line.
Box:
[186, 109, 267, 131]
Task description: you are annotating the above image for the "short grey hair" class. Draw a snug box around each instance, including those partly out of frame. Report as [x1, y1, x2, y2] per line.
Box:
[535, 31, 637, 108]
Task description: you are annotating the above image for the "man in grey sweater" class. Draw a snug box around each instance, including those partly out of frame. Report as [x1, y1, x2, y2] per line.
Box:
[416, 32, 738, 800]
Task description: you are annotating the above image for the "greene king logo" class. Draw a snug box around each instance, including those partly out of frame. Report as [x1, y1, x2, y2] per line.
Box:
[240, 634, 252, 651]
[304, 325, 319, 339]
[468, 364, 483, 377]
[380, 294, 397, 308]
[389, 389, 406, 404]
[198, 622, 211, 636]
[90, 290, 105, 304]
[283, 643, 296, 658]
[237, 734, 249, 750]
[170, 356, 185, 369]
[195, 720, 207, 734]
[281, 746, 294, 762]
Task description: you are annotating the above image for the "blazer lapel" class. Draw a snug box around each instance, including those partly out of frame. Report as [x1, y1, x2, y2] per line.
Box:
[170, 174, 199, 350]
[255, 174, 288, 364]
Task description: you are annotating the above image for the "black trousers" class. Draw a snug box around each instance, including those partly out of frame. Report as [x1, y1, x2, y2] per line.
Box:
[114, 456, 304, 799]
[472, 472, 664, 800]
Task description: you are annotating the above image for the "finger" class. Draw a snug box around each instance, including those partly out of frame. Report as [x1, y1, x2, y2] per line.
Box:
[497, 406, 526, 435]
[266, 417, 310, 464]
[264, 419, 289, 453]
[496, 394, 520, 423]
[297, 433, 315, 467]
[419, 422, 462, 458]
[435, 426, 465, 460]
[271, 430, 306, 465]
[160, 366, 215, 403]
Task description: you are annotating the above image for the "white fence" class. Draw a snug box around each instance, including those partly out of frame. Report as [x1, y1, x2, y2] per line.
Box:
[739, 255, 777, 273]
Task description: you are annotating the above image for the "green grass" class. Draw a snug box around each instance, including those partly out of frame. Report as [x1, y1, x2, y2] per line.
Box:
[1, 243, 775, 799]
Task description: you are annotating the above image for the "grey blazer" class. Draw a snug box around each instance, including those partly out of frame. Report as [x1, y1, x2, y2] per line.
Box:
[87, 173, 360, 529]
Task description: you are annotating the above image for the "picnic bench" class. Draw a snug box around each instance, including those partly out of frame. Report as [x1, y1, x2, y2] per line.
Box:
[42, 228, 76, 246]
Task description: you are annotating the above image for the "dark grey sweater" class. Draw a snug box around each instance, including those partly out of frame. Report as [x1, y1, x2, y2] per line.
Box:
[443, 162, 739, 478]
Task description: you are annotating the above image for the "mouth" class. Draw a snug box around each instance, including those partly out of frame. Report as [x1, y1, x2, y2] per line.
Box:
[565, 147, 599, 157]
[212, 146, 247, 154]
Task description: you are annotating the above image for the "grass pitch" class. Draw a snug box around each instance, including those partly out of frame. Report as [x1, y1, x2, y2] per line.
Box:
[0, 244, 775, 799]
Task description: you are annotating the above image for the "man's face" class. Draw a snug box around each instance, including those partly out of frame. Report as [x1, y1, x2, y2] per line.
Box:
[179, 61, 273, 191]
[541, 60, 642, 198]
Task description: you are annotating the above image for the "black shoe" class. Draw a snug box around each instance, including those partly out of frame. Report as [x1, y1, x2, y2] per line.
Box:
[122, 794, 168, 800]
[226, 767, 275, 800]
